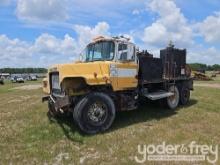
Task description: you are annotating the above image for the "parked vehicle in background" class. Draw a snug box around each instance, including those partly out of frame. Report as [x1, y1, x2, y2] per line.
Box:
[11, 76, 25, 83]
[0, 77, 4, 85]
[25, 75, 38, 81]
[17, 77, 25, 83]
[29, 75, 37, 81]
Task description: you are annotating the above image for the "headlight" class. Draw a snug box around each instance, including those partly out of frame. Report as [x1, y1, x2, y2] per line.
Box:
[50, 73, 62, 95]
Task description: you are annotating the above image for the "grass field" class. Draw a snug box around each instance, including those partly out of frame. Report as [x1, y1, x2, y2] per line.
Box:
[0, 78, 220, 164]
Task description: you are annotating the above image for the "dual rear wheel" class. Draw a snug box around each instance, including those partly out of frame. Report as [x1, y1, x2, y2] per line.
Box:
[166, 84, 190, 110]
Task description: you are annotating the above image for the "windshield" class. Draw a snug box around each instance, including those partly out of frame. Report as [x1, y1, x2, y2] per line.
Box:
[82, 41, 115, 62]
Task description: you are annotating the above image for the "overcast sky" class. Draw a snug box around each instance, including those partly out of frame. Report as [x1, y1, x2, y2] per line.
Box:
[0, 0, 220, 67]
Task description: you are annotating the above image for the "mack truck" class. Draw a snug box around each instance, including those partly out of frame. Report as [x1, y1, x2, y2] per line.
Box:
[42, 36, 193, 134]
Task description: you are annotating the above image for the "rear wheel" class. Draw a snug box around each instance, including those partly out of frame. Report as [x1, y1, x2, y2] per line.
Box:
[73, 92, 116, 134]
[179, 85, 190, 105]
[166, 85, 179, 110]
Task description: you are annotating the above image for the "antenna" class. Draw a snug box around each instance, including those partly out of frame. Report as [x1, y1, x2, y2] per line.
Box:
[168, 40, 174, 48]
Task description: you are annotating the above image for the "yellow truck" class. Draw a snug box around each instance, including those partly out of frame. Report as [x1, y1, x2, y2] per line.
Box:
[42, 36, 193, 134]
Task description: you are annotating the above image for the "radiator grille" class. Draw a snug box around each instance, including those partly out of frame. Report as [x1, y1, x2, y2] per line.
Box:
[50, 73, 62, 95]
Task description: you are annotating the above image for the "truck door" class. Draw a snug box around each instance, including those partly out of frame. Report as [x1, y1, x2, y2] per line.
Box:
[115, 43, 138, 90]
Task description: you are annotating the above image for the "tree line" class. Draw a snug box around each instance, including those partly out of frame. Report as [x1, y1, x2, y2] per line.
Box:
[0, 64, 219, 74]
[0, 68, 48, 74]
[188, 63, 220, 71]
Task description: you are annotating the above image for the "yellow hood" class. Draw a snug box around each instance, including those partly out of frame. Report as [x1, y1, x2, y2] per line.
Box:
[50, 61, 112, 85]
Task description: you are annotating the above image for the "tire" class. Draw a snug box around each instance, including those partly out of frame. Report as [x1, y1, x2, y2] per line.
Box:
[73, 92, 116, 134]
[166, 85, 180, 110]
[179, 84, 190, 105]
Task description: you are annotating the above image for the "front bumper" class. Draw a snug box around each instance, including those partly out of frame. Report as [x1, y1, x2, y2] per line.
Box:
[42, 95, 70, 111]
[42, 96, 50, 102]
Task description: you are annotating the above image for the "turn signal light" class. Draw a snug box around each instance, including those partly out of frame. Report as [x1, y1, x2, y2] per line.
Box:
[43, 81, 48, 88]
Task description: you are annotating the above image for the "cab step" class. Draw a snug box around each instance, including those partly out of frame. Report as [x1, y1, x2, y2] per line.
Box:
[144, 91, 174, 100]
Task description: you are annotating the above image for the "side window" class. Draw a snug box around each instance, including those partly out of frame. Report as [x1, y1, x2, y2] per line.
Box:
[118, 44, 135, 61]
[118, 44, 127, 51]
[118, 44, 128, 60]
[128, 45, 135, 60]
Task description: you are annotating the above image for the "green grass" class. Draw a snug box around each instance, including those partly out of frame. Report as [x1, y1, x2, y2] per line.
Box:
[0, 80, 220, 164]
[213, 75, 220, 83]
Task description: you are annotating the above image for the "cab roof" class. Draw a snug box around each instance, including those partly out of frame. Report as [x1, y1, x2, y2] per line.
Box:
[90, 36, 134, 45]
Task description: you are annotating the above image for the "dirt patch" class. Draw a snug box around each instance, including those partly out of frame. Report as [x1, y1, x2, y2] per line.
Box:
[11, 84, 42, 90]
[7, 99, 23, 103]
[7, 95, 31, 104]
[194, 83, 220, 89]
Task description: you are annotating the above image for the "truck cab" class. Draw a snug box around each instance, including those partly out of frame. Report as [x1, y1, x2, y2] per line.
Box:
[43, 36, 139, 95]
[81, 36, 138, 90]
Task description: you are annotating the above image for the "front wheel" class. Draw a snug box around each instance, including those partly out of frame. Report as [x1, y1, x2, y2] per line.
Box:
[73, 92, 116, 134]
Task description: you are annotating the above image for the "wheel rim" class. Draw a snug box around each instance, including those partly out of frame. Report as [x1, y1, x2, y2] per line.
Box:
[87, 102, 108, 126]
[167, 86, 179, 108]
[169, 94, 177, 105]
[182, 88, 190, 102]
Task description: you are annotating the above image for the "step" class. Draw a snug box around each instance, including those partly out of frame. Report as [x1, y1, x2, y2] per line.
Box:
[144, 91, 174, 101]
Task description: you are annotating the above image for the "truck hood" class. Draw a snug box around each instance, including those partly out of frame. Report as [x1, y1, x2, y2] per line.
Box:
[49, 61, 111, 85]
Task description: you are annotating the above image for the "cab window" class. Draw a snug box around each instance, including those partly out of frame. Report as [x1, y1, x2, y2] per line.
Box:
[85, 41, 115, 62]
[118, 44, 135, 61]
